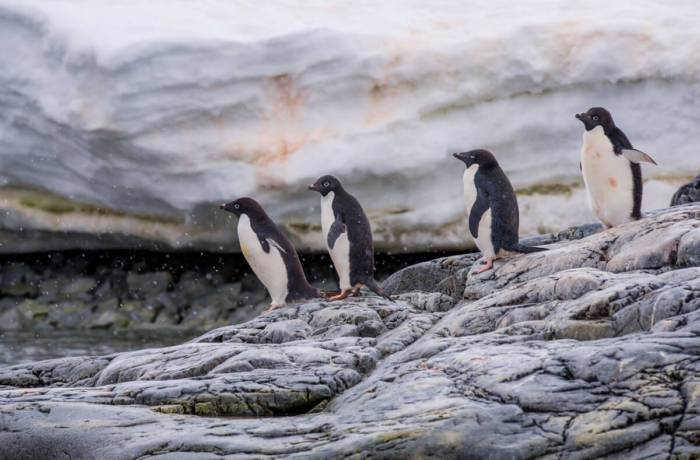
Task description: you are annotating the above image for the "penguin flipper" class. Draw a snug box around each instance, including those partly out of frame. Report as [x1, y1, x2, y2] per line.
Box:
[327, 217, 346, 250]
[265, 238, 287, 254]
[468, 191, 490, 238]
[621, 149, 657, 165]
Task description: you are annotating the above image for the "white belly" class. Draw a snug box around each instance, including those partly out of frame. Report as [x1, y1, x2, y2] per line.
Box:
[580, 126, 635, 227]
[321, 192, 351, 290]
[237, 214, 288, 306]
[462, 165, 496, 259]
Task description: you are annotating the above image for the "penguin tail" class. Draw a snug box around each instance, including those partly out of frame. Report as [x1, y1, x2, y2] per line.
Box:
[365, 278, 395, 303]
[509, 243, 548, 254]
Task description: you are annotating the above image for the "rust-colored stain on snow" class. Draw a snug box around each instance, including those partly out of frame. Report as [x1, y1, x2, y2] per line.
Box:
[365, 50, 406, 126]
[608, 177, 617, 188]
[255, 73, 309, 165]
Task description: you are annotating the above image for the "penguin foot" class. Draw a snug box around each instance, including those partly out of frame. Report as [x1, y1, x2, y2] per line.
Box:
[474, 259, 494, 274]
[261, 305, 282, 315]
[350, 285, 362, 297]
[319, 290, 340, 299]
[328, 289, 351, 301]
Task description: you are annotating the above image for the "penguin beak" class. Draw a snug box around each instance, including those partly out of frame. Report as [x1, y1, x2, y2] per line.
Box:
[219, 203, 226, 210]
[308, 184, 319, 191]
[452, 152, 464, 161]
[575, 113, 587, 122]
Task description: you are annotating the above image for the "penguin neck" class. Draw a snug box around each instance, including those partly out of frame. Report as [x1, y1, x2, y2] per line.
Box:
[582, 125, 610, 147]
[324, 187, 347, 201]
[238, 212, 275, 234]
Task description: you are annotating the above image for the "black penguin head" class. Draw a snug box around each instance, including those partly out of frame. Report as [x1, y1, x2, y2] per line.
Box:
[308, 175, 343, 196]
[452, 149, 499, 169]
[219, 197, 265, 218]
[575, 107, 615, 132]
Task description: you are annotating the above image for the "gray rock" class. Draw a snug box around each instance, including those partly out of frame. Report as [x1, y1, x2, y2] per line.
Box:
[260, 319, 312, 343]
[126, 271, 172, 299]
[0, 308, 23, 331]
[0, 263, 39, 297]
[175, 271, 213, 301]
[0, 204, 698, 459]
[671, 173, 700, 205]
[381, 254, 479, 297]
[47, 301, 88, 329]
[89, 309, 130, 329]
[59, 277, 97, 301]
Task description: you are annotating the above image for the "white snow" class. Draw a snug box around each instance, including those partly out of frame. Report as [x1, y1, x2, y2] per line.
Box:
[0, 0, 698, 252]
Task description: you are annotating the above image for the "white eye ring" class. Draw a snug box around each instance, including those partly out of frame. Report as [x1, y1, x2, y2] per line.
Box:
[592, 115, 599, 121]
[323, 181, 330, 187]
[234, 203, 240, 209]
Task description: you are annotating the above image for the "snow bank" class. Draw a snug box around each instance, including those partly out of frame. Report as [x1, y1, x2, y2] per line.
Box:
[0, 0, 698, 252]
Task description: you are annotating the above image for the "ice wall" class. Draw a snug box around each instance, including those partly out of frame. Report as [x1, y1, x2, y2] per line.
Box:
[0, 1, 698, 252]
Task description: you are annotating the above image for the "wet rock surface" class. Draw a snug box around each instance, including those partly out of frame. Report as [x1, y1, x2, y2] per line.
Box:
[0, 205, 699, 459]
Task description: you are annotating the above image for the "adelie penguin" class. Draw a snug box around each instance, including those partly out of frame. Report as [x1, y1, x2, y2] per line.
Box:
[220, 197, 321, 313]
[309, 175, 393, 302]
[453, 149, 547, 274]
[576, 107, 657, 228]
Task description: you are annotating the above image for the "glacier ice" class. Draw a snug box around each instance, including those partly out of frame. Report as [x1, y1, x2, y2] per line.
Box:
[0, 1, 698, 252]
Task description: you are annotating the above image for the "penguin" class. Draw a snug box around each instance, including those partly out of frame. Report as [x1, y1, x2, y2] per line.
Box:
[453, 149, 547, 274]
[308, 175, 393, 302]
[575, 107, 657, 228]
[219, 197, 320, 313]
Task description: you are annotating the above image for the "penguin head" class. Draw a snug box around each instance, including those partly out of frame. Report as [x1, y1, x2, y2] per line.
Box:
[219, 197, 265, 218]
[575, 107, 614, 131]
[452, 149, 499, 168]
[308, 175, 342, 196]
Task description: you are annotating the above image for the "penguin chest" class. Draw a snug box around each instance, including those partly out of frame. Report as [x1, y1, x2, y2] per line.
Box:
[237, 215, 288, 306]
[462, 165, 496, 259]
[462, 165, 479, 217]
[321, 192, 351, 290]
[580, 126, 634, 226]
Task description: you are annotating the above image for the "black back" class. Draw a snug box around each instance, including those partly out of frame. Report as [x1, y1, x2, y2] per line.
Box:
[309, 175, 375, 285]
[331, 189, 375, 285]
[576, 107, 643, 219]
[220, 198, 317, 301]
[608, 126, 642, 219]
[454, 150, 519, 253]
[475, 163, 520, 254]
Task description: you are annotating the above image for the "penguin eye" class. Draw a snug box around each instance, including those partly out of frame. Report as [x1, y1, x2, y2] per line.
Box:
[234, 204, 240, 209]
[323, 181, 330, 187]
[592, 115, 599, 121]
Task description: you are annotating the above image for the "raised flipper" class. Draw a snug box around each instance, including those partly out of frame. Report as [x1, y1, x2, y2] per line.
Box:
[620, 148, 657, 165]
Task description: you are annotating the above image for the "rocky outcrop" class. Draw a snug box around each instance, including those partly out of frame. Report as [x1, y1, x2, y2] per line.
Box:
[0, 204, 698, 459]
[672, 174, 700, 206]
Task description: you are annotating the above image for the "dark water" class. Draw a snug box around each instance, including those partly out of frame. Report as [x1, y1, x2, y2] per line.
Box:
[0, 330, 198, 367]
